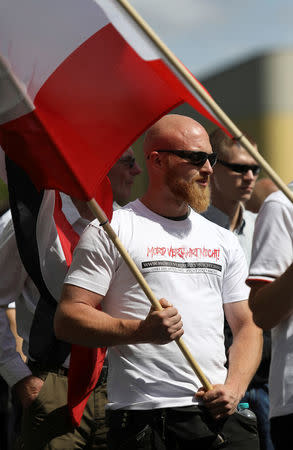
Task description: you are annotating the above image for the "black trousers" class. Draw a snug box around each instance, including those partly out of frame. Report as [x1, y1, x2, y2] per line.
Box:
[270, 413, 293, 450]
[107, 406, 259, 450]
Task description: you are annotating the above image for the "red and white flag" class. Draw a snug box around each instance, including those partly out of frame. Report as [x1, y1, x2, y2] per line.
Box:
[0, 0, 226, 201]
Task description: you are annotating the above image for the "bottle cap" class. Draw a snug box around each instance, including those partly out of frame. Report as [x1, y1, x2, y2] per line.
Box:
[238, 402, 249, 409]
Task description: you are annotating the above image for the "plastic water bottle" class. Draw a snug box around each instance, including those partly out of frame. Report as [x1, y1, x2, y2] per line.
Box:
[237, 402, 256, 419]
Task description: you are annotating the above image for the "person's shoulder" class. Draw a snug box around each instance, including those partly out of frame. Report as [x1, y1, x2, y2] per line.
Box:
[105, 200, 141, 237]
[256, 185, 293, 225]
[201, 204, 229, 229]
[112, 200, 138, 219]
[192, 209, 236, 241]
[264, 183, 293, 209]
[199, 206, 242, 250]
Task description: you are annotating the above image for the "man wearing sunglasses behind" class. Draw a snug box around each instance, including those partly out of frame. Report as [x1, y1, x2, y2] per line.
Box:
[55, 114, 261, 449]
[203, 128, 260, 263]
[203, 128, 273, 450]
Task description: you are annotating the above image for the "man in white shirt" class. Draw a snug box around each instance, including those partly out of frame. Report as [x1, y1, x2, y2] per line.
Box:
[248, 183, 293, 450]
[55, 114, 262, 449]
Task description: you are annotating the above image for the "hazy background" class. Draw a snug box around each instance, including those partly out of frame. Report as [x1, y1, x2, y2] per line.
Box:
[130, 0, 293, 77]
[128, 0, 293, 195]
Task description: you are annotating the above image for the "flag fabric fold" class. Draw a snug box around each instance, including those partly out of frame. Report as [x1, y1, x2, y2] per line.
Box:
[5, 156, 108, 426]
[0, 0, 228, 201]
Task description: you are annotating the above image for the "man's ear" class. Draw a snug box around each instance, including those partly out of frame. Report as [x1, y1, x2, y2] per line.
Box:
[148, 151, 165, 170]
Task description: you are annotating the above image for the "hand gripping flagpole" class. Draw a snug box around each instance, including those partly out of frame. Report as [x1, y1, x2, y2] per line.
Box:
[87, 198, 213, 391]
[115, 0, 293, 205]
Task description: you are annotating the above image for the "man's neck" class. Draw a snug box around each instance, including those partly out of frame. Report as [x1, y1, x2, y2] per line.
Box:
[211, 195, 241, 232]
[229, 204, 242, 232]
[140, 190, 189, 218]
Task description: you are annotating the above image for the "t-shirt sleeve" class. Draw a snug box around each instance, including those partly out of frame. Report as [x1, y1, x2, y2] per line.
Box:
[222, 233, 250, 304]
[65, 222, 118, 296]
[247, 197, 293, 284]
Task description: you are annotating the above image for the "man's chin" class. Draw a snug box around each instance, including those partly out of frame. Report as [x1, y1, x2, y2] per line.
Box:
[165, 168, 210, 213]
[188, 185, 210, 213]
[189, 198, 210, 213]
[240, 193, 253, 203]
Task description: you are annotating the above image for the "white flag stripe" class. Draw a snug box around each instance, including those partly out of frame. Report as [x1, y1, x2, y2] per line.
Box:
[164, 56, 226, 127]
[97, 0, 160, 61]
[0, 56, 34, 125]
[0, 0, 109, 101]
[98, 0, 226, 128]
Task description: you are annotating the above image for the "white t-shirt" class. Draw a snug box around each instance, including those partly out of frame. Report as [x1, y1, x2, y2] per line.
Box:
[247, 183, 293, 419]
[66, 199, 249, 410]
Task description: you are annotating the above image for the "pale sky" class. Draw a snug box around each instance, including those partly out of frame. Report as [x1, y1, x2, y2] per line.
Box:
[129, 0, 293, 77]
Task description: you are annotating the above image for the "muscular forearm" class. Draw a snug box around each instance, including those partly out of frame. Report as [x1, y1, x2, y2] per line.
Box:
[195, 325, 262, 420]
[54, 296, 183, 347]
[249, 263, 293, 330]
[225, 324, 263, 398]
[196, 300, 263, 419]
[54, 301, 144, 347]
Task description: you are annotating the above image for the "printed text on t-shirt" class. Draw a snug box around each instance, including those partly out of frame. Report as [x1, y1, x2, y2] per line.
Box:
[147, 246, 220, 261]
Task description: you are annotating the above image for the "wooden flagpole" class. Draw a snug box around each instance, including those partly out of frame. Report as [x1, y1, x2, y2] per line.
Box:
[115, 0, 293, 204]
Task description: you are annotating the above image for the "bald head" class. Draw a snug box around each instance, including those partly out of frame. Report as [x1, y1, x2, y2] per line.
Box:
[144, 114, 210, 157]
[141, 114, 213, 216]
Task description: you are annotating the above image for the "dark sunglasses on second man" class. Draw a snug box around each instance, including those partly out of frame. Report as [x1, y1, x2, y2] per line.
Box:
[217, 159, 261, 175]
[156, 150, 217, 168]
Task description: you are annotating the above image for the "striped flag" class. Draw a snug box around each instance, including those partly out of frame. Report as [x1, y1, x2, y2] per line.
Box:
[0, 0, 226, 202]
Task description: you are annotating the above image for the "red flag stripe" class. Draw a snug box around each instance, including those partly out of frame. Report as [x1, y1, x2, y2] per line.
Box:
[0, 24, 186, 199]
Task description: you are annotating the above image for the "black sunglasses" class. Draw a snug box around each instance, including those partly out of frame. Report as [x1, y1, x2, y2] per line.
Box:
[156, 150, 217, 168]
[217, 159, 261, 175]
[118, 156, 136, 169]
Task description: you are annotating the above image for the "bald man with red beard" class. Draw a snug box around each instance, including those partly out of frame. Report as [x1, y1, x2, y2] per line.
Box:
[55, 114, 262, 449]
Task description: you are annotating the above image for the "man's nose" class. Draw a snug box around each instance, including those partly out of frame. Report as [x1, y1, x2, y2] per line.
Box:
[200, 159, 213, 175]
[243, 169, 254, 180]
[131, 162, 142, 175]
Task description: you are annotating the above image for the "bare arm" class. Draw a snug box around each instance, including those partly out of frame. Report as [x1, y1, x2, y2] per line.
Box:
[196, 300, 262, 419]
[54, 283, 184, 347]
[248, 263, 293, 330]
[224, 299, 262, 397]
